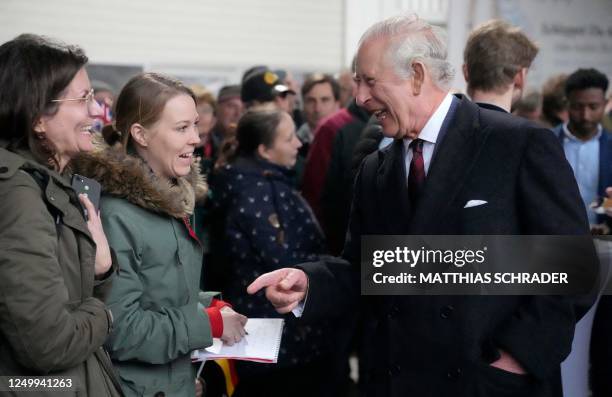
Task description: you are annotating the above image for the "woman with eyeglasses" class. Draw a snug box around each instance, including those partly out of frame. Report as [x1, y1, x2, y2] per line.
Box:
[0, 34, 123, 396]
[72, 72, 247, 397]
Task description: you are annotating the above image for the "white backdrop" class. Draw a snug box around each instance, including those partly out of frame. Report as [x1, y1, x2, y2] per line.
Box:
[0, 0, 610, 90]
[0, 0, 344, 86]
[497, 0, 612, 88]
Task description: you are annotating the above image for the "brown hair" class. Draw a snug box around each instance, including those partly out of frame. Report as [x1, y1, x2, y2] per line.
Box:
[301, 74, 341, 101]
[215, 105, 284, 169]
[0, 34, 88, 170]
[191, 84, 217, 114]
[102, 72, 195, 149]
[464, 19, 538, 94]
[541, 74, 568, 127]
[513, 88, 542, 115]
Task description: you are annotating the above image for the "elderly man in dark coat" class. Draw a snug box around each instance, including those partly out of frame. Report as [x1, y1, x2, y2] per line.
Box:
[248, 14, 597, 397]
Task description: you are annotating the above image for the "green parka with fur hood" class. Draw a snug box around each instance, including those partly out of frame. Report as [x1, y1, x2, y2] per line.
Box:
[72, 146, 214, 397]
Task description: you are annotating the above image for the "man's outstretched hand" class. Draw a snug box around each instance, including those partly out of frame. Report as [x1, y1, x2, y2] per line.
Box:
[247, 268, 308, 314]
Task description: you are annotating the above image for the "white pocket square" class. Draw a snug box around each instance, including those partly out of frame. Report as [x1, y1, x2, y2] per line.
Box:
[464, 200, 488, 208]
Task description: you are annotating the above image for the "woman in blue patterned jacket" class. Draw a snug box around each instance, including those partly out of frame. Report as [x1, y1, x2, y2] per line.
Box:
[211, 106, 340, 397]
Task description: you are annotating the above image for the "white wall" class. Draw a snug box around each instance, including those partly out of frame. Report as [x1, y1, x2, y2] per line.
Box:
[0, 0, 344, 84]
[1, 0, 609, 92]
[0, 0, 452, 87]
[343, 0, 449, 67]
[496, 0, 612, 88]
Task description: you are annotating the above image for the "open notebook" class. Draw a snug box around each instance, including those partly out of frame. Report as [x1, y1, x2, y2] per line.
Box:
[192, 318, 284, 363]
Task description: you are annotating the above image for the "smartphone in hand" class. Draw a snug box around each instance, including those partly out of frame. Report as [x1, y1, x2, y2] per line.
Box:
[71, 174, 101, 220]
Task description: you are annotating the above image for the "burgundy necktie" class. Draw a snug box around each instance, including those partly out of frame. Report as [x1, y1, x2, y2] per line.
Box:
[408, 139, 425, 205]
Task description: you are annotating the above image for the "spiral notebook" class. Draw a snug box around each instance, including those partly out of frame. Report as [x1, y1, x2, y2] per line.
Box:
[192, 318, 284, 363]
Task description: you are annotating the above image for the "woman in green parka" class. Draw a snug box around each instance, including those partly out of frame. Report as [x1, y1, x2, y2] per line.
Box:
[0, 34, 123, 396]
[72, 73, 247, 397]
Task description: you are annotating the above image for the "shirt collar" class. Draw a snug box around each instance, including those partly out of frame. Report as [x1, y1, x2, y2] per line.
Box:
[475, 102, 508, 113]
[404, 92, 454, 147]
[562, 123, 602, 143]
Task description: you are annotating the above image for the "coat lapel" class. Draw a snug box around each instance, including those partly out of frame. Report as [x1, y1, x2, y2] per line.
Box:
[377, 139, 412, 233]
[409, 97, 490, 233]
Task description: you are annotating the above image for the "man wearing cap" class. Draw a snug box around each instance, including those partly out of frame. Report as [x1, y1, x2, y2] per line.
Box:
[241, 68, 296, 112]
[275, 69, 301, 119]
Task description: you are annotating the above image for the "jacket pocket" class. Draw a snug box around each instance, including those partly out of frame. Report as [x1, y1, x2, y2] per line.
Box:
[469, 360, 536, 397]
[173, 251, 190, 306]
[142, 378, 188, 397]
[461, 204, 500, 221]
[460, 205, 504, 234]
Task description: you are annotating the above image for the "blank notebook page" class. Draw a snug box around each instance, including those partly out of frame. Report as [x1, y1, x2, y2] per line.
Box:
[192, 318, 284, 363]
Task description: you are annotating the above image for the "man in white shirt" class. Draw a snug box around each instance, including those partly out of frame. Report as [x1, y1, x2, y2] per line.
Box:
[248, 13, 595, 397]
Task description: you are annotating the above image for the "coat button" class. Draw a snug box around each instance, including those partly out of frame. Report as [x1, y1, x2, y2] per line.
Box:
[387, 364, 401, 377]
[440, 305, 454, 319]
[386, 305, 401, 319]
[0, 166, 8, 173]
[446, 367, 462, 380]
[154, 393, 165, 397]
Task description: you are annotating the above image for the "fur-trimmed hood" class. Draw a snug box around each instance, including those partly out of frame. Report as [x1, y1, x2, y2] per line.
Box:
[72, 145, 208, 219]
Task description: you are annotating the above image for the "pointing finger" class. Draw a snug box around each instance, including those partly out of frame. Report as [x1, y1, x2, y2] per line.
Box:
[247, 269, 284, 294]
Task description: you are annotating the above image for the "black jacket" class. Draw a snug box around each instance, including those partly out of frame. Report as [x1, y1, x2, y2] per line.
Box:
[320, 102, 371, 255]
[211, 158, 334, 379]
[299, 95, 597, 397]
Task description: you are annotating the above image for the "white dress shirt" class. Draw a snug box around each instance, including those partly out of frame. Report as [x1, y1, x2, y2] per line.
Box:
[403, 93, 454, 181]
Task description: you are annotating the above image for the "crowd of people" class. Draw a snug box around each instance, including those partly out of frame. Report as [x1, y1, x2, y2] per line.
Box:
[1, 12, 611, 397]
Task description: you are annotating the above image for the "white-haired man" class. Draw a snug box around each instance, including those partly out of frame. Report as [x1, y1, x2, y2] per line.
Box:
[248, 14, 595, 396]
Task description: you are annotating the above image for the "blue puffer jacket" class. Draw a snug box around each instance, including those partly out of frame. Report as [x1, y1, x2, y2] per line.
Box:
[212, 156, 331, 375]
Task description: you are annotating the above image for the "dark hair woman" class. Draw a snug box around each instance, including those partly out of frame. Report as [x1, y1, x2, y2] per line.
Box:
[0, 34, 122, 396]
[211, 106, 343, 397]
